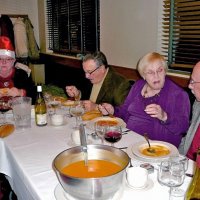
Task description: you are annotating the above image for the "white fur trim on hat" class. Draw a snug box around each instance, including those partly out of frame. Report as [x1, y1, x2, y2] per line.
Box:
[0, 49, 15, 58]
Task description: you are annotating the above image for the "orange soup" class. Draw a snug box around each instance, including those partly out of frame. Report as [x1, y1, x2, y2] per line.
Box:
[141, 145, 170, 157]
[61, 160, 122, 178]
[97, 119, 118, 126]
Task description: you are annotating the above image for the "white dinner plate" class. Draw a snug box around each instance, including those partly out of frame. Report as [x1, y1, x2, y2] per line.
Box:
[127, 140, 179, 163]
[86, 116, 126, 130]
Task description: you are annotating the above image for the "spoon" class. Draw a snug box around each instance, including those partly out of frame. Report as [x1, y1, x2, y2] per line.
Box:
[143, 133, 155, 153]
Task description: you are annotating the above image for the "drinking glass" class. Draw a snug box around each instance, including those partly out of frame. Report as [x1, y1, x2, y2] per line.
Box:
[168, 154, 189, 197]
[0, 97, 11, 124]
[157, 160, 185, 200]
[104, 125, 122, 147]
[94, 122, 107, 144]
[69, 102, 85, 129]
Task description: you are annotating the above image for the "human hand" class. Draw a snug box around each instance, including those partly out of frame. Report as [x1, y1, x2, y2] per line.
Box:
[144, 103, 167, 121]
[82, 100, 97, 112]
[65, 86, 80, 100]
[98, 103, 114, 116]
[7, 87, 25, 97]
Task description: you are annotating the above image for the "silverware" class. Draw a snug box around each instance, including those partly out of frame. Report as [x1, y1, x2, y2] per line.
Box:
[143, 133, 155, 153]
[185, 173, 193, 178]
[122, 129, 131, 135]
[119, 147, 128, 150]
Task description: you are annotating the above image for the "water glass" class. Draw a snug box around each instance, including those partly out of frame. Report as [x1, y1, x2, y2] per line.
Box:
[11, 97, 32, 130]
[157, 160, 185, 200]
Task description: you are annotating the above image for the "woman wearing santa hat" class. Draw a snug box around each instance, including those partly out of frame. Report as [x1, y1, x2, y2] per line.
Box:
[0, 36, 36, 101]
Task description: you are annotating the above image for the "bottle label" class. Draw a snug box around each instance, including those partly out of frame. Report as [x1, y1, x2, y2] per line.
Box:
[36, 114, 47, 125]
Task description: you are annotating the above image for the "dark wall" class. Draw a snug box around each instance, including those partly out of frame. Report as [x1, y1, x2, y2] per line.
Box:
[40, 53, 92, 99]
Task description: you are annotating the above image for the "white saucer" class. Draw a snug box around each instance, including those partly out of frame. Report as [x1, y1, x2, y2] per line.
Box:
[54, 184, 124, 200]
[54, 184, 68, 200]
[125, 178, 154, 191]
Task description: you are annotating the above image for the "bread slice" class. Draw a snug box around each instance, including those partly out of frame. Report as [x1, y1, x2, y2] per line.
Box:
[82, 110, 102, 121]
[0, 124, 15, 138]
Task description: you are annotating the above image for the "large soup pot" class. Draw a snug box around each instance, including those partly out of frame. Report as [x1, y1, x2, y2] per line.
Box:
[53, 144, 130, 200]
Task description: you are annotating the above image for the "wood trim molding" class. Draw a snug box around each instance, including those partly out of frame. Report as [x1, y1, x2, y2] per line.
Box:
[40, 53, 190, 88]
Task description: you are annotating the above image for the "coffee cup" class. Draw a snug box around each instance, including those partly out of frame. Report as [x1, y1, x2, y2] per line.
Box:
[126, 166, 148, 188]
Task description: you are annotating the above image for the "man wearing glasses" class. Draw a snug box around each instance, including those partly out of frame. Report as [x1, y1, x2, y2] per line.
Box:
[0, 36, 36, 101]
[66, 51, 131, 111]
[179, 61, 200, 160]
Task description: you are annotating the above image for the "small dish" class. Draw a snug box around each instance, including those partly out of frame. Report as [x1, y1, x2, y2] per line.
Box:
[125, 178, 154, 191]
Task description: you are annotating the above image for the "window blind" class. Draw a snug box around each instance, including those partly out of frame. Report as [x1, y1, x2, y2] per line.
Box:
[162, 0, 200, 72]
[46, 0, 99, 56]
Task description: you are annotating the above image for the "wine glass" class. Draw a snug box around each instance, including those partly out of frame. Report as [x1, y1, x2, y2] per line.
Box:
[0, 98, 11, 124]
[48, 100, 61, 115]
[94, 122, 107, 144]
[157, 160, 185, 200]
[104, 125, 122, 147]
[69, 102, 85, 129]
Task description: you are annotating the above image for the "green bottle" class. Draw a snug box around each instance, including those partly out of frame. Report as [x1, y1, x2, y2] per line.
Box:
[186, 147, 200, 200]
[35, 85, 47, 126]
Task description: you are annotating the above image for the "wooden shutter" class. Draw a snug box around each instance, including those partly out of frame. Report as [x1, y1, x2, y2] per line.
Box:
[46, 0, 99, 55]
[162, 0, 200, 71]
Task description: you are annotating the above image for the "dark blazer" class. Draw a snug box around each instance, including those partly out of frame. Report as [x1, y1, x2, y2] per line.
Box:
[95, 67, 132, 106]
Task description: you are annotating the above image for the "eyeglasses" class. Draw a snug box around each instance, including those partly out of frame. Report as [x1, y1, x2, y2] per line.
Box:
[0, 58, 14, 63]
[144, 67, 164, 76]
[84, 65, 102, 76]
[189, 79, 200, 85]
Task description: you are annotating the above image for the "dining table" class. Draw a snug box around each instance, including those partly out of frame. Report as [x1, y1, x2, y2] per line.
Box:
[0, 110, 195, 200]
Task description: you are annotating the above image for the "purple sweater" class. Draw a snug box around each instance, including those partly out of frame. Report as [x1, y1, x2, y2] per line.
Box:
[114, 77, 190, 147]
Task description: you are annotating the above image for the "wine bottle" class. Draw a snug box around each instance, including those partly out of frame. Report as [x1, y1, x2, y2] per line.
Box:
[35, 85, 47, 126]
[185, 147, 200, 200]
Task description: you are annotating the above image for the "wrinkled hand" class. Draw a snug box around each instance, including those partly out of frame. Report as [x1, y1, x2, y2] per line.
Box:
[7, 87, 23, 97]
[144, 103, 167, 121]
[82, 100, 97, 112]
[65, 86, 80, 99]
[98, 103, 114, 116]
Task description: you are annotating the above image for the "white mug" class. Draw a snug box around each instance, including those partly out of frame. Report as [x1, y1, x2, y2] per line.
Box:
[126, 166, 148, 188]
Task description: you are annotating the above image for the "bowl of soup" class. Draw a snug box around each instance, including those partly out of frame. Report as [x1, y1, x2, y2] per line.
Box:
[53, 144, 130, 200]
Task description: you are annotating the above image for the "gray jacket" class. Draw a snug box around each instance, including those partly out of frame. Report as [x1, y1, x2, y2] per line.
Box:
[178, 100, 200, 155]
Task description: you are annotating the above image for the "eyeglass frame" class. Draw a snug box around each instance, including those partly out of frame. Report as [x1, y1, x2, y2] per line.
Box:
[143, 67, 165, 77]
[0, 58, 15, 63]
[189, 79, 200, 85]
[84, 65, 102, 76]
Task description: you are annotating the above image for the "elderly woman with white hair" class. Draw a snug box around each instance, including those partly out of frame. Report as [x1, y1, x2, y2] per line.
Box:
[99, 52, 190, 147]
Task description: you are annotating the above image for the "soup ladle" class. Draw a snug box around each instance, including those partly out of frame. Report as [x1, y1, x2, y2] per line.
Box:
[79, 124, 88, 166]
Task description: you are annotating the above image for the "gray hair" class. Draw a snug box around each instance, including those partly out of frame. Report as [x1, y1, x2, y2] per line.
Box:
[83, 51, 108, 68]
[137, 52, 168, 78]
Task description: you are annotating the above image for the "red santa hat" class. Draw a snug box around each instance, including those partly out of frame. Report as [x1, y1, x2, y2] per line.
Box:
[0, 36, 15, 58]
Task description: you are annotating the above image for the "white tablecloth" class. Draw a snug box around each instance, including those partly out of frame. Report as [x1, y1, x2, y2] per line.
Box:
[0, 115, 195, 200]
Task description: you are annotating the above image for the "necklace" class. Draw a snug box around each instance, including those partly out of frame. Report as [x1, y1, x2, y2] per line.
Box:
[143, 84, 161, 98]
